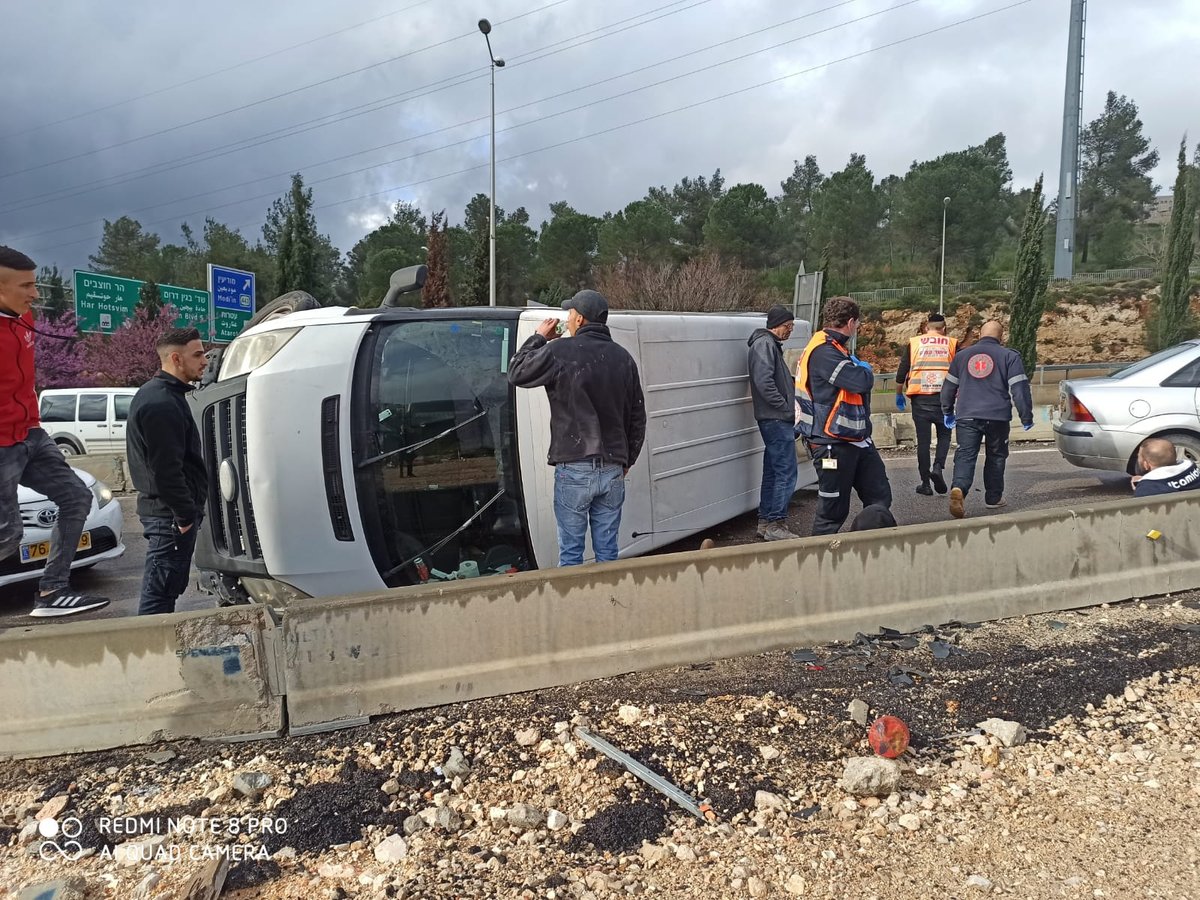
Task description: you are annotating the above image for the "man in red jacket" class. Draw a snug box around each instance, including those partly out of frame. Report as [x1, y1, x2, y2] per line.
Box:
[0, 247, 109, 617]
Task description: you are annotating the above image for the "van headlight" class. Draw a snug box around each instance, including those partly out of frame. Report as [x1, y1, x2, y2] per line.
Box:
[219, 328, 301, 381]
[92, 481, 114, 509]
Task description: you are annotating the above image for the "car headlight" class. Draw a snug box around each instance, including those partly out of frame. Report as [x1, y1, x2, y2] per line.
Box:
[92, 480, 114, 509]
[219, 327, 301, 381]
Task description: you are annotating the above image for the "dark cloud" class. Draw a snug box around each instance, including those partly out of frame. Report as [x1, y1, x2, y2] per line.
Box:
[1, 0, 1194, 273]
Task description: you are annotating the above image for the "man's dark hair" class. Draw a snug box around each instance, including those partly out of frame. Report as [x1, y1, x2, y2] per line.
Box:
[156, 327, 202, 353]
[821, 297, 861, 329]
[0, 246, 36, 271]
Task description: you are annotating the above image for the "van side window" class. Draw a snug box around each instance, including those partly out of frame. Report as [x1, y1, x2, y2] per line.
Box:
[40, 394, 78, 423]
[79, 394, 108, 422]
[114, 394, 133, 421]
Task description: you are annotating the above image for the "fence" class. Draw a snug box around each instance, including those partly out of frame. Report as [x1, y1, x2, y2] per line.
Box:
[873, 360, 1128, 393]
[849, 265, 1200, 305]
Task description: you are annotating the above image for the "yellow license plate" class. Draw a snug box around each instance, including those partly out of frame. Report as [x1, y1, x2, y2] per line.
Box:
[20, 532, 92, 563]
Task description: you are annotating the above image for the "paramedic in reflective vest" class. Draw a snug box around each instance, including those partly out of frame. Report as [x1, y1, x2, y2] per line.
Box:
[940, 319, 1033, 518]
[795, 297, 893, 536]
[895, 314, 957, 496]
[1131, 438, 1200, 497]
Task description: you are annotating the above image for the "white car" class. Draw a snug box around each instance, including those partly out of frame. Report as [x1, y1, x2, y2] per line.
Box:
[1, 468, 125, 589]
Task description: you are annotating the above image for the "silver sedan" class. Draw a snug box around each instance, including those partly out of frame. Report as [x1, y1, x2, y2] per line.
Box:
[1054, 341, 1200, 473]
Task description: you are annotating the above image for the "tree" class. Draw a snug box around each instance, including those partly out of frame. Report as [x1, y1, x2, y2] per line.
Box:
[423, 210, 451, 308]
[138, 280, 163, 319]
[34, 313, 93, 390]
[778, 155, 823, 264]
[597, 200, 679, 266]
[535, 202, 599, 295]
[37, 265, 70, 319]
[1008, 175, 1050, 372]
[703, 183, 779, 268]
[496, 207, 538, 306]
[809, 154, 881, 291]
[265, 173, 341, 299]
[84, 305, 179, 386]
[595, 253, 766, 312]
[1078, 92, 1160, 266]
[344, 201, 426, 306]
[1148, 140, 1200, 351]
[88, 216, 161, 280]
[646, 170, 725, 256]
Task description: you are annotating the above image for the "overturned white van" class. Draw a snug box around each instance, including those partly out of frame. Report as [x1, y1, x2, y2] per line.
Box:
[190, 281, 814, 604]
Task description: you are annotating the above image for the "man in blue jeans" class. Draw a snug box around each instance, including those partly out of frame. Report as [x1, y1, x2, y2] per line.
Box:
[747, 305, 798, 541]
[509, 290, 646, 566]
[127, 328, 210, 614]
[940, 320, 1034, 518]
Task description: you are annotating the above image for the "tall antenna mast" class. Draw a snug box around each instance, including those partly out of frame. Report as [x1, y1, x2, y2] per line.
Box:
[1053, 0, 1087, 279]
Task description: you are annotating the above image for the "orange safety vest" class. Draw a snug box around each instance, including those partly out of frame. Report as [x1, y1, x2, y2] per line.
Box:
[794, 331, 869, 442]
[904, 333, 958, 396]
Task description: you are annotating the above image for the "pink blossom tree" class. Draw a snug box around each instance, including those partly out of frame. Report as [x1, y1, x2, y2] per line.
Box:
[34, 312, 95, 390]
[83, 305, 180, 387]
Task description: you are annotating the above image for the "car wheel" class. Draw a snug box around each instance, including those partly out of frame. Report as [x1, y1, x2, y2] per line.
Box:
[56, 440, 81, 457]
[246, 290, 320, 328]
[1160, 432, 1200, 464]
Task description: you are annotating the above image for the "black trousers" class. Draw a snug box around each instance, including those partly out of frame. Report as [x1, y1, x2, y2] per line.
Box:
[910, 395, 951, 483]
[810, 442, 893, 536]
[951, 418, 1010, 506]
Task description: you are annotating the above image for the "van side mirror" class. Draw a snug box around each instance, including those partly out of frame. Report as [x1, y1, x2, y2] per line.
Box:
[380, 265, 428, 308]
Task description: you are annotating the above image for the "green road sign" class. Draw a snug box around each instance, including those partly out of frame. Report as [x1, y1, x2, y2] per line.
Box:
[73, 271, 141, 333]
[73, 270, 213, 336]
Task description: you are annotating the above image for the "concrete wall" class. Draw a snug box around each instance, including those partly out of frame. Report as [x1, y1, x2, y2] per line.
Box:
[0, 606, 283, 758]
[281, 493, 1200, 732]
[69, 455, 131, 492]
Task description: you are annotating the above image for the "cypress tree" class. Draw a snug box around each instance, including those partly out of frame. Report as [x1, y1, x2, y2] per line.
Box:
[1149, 140, 1200, 351]
[1008, 175, 1049, 372]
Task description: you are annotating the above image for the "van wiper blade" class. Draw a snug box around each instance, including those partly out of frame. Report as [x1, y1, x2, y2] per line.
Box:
[357, 408, 488, 468]
[381, 488, 506, 581]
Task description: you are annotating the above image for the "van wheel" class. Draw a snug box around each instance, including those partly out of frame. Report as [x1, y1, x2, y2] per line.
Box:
[246, 290, 320, 328]
[56, 440, 81, 457]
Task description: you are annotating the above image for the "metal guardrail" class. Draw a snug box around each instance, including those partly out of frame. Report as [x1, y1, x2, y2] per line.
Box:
[875, 361, 1128, 392]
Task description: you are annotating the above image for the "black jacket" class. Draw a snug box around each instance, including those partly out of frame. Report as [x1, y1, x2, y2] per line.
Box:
[127, 371, 208, 526]
[747, 328, 795, 421]
[1135, 461, 1200, 497]
[940, 337, 1033, 425]
[508, 324, 647, 467]
[805, 329, 876, 445]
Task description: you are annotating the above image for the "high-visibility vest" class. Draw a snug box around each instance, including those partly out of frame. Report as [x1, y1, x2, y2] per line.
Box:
[794, 331, 869, 442]
[904, 333, 958, 396]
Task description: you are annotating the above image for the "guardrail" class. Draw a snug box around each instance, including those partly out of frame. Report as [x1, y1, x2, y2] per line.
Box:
[5, 492, 1200, 757]
[874, 361, 1127, 393]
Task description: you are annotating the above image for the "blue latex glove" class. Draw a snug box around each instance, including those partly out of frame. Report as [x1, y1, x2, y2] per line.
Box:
[849, 354, 873, 373]
[895, 395, 907, 412]
[1023, 423, 1034, 431]
[943, 415, 956, 429]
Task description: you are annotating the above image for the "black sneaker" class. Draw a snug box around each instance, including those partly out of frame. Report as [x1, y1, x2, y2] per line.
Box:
[915, 483, 934, 496]
[30, 590, 111, 618]
[930, 470, 948, 494]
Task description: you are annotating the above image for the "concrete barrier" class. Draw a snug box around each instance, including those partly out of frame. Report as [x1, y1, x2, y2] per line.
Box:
[281, 493, 1200, 734]
[0, 606, 283, 758]
[69, 455, 131, 492]
[874, 404, 1059, 449]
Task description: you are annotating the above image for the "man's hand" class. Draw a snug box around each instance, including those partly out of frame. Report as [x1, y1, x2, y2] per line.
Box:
[1130, 475, 1143, 490]
[536, 318, 562, 340]
[177, 522, 194, 534]
[849, 354, 872, 373]
[623, 467, 630, 477]
[895, 394, 906, 412]
[943, 415, 956, 429]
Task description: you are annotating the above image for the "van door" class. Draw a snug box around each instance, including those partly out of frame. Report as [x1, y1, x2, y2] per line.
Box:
[75, 393, 111, 455]
[112, 393, 132, 456]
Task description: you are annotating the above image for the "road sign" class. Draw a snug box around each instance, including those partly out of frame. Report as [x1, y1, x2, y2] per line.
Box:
[73, 270, 212, 335]
[73, 271, 141, 333]
[208, 264, 256, 344]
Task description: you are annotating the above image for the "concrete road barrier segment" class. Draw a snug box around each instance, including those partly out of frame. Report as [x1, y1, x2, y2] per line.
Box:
[0, 606, 283, 758]
[281, 493, 1200, 733]
[69, 455, 131, 492]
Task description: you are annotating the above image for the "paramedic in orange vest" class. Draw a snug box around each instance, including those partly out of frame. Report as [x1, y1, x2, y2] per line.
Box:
[795, 297, 893, 535]
[895, 313, 958, 496]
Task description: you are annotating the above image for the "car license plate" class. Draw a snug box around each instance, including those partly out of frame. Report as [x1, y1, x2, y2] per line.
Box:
[19, 532, 92, 563]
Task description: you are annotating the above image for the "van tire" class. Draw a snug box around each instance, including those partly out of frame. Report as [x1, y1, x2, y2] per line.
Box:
[55, 439, 83, 457]
[246, 291, 321, 328]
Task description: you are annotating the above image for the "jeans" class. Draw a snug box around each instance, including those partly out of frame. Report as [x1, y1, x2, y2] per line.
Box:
[138, 515, 202, 615]
[553, 461, 625, 566]
[757, 419, 799, 522]
[910, 395, 951, 483]
[810, 442, 893, 536]
[0, 428, 92, 594]
[952, 418, 1010, 505]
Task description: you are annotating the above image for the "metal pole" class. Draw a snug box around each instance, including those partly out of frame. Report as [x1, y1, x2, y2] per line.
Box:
[489, 61, 497, 307]
[1053, 0, 1087, 279]
[939, 197, 949, 316]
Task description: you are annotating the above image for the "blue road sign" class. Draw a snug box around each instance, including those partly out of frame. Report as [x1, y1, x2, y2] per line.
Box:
[207, 264, 256, 343]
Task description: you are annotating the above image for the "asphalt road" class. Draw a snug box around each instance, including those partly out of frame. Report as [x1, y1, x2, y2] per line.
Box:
[0, 445, 1132, 631]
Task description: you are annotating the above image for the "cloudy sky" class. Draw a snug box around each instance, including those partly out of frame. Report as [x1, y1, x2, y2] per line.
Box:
[1, 0, 1196, 276]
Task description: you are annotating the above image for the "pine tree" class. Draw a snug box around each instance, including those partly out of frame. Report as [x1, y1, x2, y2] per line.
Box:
[423, 211, 451, 308]
[272, 174, 321, 296]
[1008, 175, 1050, 372]
[1148, 140, 1200, 351]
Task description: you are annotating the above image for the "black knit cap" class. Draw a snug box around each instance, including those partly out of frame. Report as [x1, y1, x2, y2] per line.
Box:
[562, 289, 609, 324]
[766, 305, 795, 329]
[927, 313, 947, 323]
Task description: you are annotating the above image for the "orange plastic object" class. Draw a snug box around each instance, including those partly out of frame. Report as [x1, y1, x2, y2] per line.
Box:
[868, 715, 911, 759]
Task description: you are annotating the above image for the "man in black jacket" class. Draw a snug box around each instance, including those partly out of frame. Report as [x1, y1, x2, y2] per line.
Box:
[747, 305, 797, 541]
[940, 320, 1033, 518]
[127, 327, 210, 614]
[1132, 438, 1200, 497]
[508, 290, 646, 566]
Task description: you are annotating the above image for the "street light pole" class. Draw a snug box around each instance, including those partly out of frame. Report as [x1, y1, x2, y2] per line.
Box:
[939, 196, 950, 316]
[478, 19, 504, 307]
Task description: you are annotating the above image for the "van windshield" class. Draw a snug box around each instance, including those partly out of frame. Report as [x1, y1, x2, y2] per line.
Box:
[353, 317, 530, 587]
